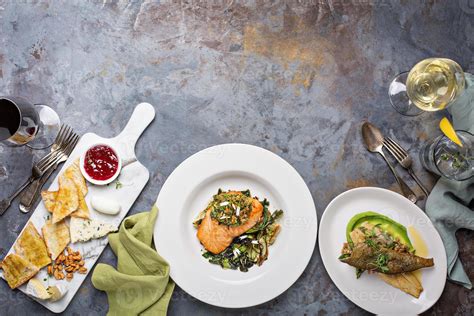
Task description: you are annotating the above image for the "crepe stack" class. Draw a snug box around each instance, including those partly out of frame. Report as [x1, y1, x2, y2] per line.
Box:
[41, 159, 90, 223]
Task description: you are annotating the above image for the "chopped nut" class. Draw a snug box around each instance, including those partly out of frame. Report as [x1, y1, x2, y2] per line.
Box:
[66, 247, 73, 255]
[47, 265, 53, 275]
[78, 267, 87, 274]
[65, 266, 74, 272]
[72, 255, 82, 261]
[66, 273, 73, 281]
[53, 270, 65, 280]
[78, 260, 85, 266]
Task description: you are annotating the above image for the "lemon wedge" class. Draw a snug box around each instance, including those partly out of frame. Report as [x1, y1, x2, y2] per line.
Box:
[439, 117, 463, 147]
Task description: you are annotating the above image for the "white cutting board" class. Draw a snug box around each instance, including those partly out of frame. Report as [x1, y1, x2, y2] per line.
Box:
[0, 102, 155, 313]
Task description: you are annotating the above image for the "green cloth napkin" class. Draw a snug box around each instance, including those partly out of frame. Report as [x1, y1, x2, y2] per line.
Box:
[92, 206, 175, 315]
[425, 73, 474, 289]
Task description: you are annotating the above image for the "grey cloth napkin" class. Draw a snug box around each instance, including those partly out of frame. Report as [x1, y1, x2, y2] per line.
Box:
[425, 73, 474, 289]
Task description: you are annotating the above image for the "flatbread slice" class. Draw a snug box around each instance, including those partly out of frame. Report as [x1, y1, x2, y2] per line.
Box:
[52, 175, 79, 223]
[1, 253, 39, 289]
[66, 160, 90, 219]
[41, 191, 57, 213]
[14, 222, 51, 269]
[41, 219, 70, 260]
[42, 190, 89, 220]
[70, 193, 90, 219]
[64, 159, 87, 196]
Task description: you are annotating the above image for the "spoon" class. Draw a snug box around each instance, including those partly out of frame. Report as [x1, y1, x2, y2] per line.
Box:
[361, 122, 418, 203]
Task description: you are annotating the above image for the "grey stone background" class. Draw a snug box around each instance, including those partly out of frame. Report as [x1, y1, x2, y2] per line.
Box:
[0, 0, 473, 315]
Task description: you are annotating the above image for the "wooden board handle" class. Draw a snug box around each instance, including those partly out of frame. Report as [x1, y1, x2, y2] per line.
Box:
[114, 102, 155, 159]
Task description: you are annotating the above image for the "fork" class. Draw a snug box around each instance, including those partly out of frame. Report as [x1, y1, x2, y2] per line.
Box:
[383, 137, 430, 197]
[19, 125, 78, 213]
[0, 131, 75, 215]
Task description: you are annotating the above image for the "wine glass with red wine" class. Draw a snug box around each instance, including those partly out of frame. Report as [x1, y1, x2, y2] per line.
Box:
[0, 96, 60, 149]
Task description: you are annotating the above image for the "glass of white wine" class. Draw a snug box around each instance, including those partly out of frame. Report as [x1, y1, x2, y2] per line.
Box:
[389, 58, 466, 116]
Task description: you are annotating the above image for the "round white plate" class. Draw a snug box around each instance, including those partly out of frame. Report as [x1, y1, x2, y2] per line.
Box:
[154, 143, 317, 308]
[319, 187, 447, 315]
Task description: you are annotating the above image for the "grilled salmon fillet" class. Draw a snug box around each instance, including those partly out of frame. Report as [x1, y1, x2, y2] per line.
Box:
[197, 193, 263, 254]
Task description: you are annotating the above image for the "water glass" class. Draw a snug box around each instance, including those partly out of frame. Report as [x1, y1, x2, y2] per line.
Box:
[419, 130, 473, 181]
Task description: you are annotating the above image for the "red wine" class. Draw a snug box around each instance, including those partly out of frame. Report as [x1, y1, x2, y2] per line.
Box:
[0, 99, 21, 141]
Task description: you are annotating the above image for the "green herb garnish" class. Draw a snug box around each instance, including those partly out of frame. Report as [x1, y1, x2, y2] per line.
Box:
[197, 189, 283, 272]
[208, 190, 254, 226]
[365, 238, 379, 250]
[338, 253, 350, 260]
[439, 150, 473, 170]
[374, 253, 389, 273]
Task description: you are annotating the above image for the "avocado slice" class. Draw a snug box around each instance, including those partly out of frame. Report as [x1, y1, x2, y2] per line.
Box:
[346, 211, 414, 252]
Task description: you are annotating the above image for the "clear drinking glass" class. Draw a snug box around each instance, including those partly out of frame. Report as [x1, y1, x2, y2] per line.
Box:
[419, 130, 473, 181]
[389, 58, 466, 116]
[0, 96, 60, 149]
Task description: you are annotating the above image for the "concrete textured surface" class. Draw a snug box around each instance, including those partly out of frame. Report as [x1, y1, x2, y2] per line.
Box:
[0, 0, 473, 315]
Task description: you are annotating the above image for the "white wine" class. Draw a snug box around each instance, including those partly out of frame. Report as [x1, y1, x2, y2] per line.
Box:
[406, 58, 465, 111]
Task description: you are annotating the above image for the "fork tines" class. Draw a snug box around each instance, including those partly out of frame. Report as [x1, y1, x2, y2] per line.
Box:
[34, 124, 78, 172]
[383, 137, 408, 162]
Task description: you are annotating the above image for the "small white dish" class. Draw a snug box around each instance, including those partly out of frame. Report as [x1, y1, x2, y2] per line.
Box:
[79, 143, 122, 185]
[318, 187, 447, 315]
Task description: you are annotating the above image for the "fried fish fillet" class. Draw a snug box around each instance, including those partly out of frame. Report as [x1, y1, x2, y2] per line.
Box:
[1, 253, 39, 289]
[52, 175, 79, 223]
[197, 193, 263, 254]
[340, 243, 434, 274]
[14, 222, 51, 269]
[41, 219, 70, 260]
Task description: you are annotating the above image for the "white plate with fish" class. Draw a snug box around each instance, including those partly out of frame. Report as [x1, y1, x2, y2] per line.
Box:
[318, 187, 447, 315]
[154, 144, 317, 308]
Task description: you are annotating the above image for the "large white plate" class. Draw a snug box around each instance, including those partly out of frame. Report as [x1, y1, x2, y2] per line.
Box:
[319, 187, 447, 315]
[154, 143, 317, 308]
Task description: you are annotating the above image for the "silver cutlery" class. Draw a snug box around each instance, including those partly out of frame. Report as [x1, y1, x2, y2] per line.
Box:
[361, 122, 418, 203]
[18, 125, 73, 210]
[19, 125, 79, 213]
[0, 128, 77, 215]
[383, 137, 430, 197]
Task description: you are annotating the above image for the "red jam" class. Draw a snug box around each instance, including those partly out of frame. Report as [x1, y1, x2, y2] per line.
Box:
[84, 145, 119, 181]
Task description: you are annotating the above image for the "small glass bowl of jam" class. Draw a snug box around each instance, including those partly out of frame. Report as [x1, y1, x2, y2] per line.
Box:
[79, 143, 122, 185]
